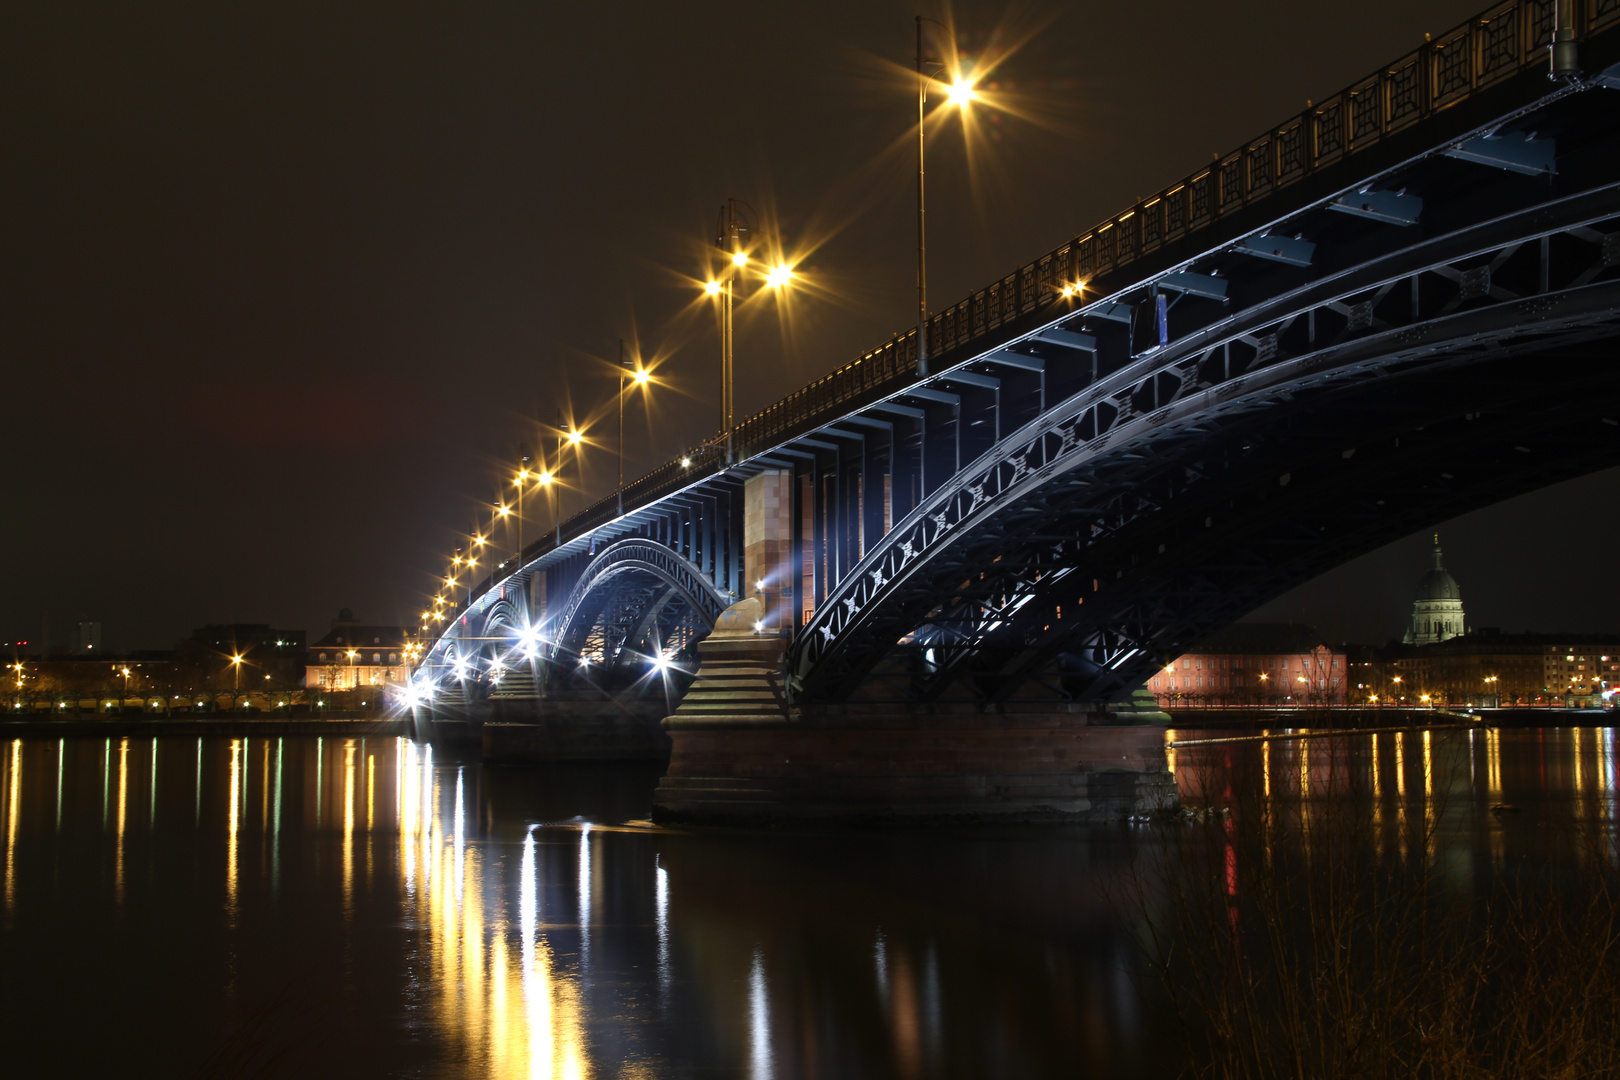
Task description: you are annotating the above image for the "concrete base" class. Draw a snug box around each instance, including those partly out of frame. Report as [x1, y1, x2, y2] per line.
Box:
[650, 603, 1176, 825]
[483, 696, 672, 763]
[652, 710, 1177, 825]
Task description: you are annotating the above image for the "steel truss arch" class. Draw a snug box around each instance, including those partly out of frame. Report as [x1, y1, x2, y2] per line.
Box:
[791, 187, 1620, 702]
[548, 539, 728, 664]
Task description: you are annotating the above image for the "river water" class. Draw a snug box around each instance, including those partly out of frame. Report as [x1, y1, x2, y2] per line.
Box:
[0, 726, 1614, 1078]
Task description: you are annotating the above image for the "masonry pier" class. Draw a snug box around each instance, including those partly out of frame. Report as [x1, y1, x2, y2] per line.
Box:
[650, 600, 1176, 825]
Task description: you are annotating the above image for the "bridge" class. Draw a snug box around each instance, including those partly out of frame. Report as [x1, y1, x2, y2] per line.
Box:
[414, 0, 1620, 823]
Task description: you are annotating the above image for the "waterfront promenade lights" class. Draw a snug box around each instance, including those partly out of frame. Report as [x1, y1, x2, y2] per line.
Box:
[914, 15, 978, 374]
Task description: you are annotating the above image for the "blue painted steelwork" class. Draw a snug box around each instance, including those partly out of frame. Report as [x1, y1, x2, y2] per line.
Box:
[417, 0, 1620, 710]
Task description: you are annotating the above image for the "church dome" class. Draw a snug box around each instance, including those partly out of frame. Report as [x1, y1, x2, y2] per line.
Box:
[1405, 536, 1465, 646]
[1415, 566, 1461, 601]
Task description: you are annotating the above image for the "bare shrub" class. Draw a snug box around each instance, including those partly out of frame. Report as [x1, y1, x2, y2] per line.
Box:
[1127, 732, 1620, 1080]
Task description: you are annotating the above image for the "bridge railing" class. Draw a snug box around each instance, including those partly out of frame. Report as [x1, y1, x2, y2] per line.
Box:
[469, 0, 1613, 610]
[641, 0, 1600, 497]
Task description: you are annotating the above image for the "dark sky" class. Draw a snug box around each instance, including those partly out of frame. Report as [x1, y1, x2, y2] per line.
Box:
[5, 0, 1615, 653]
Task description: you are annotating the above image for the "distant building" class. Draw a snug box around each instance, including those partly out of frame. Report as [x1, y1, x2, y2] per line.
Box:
[1404, 535, 1465, 645]
[305, 610, 409, 693]
[178, 624, 306, 688]
[1147, 623, 1349, 705]
[1376, 631, 1620, 706]
[72, 621, 102, 655]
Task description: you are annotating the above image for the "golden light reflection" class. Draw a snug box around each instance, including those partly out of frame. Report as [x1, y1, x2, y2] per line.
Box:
[1371, 733, 1384, 859]
[393, 735, 593, 1079]
[1422, 730, 1435, 854]
[343, 740, 356, 913]
[1298, 736, 1310, 799]
[227, 739, 240, 916]
[1395, 732, 1407, 799]
[1423, 730, 1433, 798]
[1395, 731, 1409, 859]
[116, 737, 129, 903]
[1262, 739, 1270, 800]
[1574, 726, 1584, 794]
[1487, 728, 1502, 800]
[5, 739, 20, 911]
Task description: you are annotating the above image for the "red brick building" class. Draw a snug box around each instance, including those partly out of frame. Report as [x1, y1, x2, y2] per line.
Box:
[1147, 623, 1349, 706]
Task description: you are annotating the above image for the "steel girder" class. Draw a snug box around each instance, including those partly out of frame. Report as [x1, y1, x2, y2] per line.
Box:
[790, 189, 1620, 703]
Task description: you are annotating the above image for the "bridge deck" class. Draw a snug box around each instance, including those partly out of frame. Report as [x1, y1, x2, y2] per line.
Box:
[459, 0, 1620, 609]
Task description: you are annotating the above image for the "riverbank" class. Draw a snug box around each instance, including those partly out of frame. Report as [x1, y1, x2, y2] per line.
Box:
[1166, 705, 1616, 729]
[0, 716, 475, 740]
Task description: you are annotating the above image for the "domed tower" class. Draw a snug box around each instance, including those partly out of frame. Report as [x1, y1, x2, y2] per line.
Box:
[1404, 535, 1465, 645]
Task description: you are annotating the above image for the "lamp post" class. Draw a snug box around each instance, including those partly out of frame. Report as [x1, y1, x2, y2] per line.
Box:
[616, 342, 650, 513]
[705, 199, 793, 461]
[914, 16, 977, 375]
[512, 450, 532, 578]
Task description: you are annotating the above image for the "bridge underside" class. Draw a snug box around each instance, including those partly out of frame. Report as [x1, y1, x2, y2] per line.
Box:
[419, 7, 1620, 821]
[837, 332, 1620, 707]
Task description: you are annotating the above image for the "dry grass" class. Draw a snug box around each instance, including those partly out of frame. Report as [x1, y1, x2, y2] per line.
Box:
[1127, 733, 1620, 1080]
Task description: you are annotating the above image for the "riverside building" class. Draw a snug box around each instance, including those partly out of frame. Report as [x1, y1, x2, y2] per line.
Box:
[1147, 623, 1349, 706]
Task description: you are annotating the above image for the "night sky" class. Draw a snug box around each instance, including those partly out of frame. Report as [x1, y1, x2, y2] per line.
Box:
[6, 0, 1615, 653]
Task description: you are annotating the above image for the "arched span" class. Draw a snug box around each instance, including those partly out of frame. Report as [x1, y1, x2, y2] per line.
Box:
[548, 539, 728, 662]
[791, 186, 1620, 703]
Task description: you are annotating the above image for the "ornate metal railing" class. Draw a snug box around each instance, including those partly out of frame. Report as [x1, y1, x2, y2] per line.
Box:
[486, 0, 1615, 590]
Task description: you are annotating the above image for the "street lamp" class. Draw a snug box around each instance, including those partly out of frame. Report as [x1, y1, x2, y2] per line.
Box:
[617, 339, 651, 513]
[706, 198, 794, 460]
[915, 15, 978, 374]
[511, 450, 532, 576]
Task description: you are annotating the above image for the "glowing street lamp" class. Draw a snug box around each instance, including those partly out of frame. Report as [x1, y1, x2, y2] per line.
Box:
[706, 198, 794, 461]
[617, 340, 654, 513]
[914, 16, 978, 373]
[230, 654, 243, 692]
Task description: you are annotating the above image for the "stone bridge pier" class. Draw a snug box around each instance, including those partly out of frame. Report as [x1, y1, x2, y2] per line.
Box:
[647, 469, 1176, 825]
[652, 597, 1175, 825]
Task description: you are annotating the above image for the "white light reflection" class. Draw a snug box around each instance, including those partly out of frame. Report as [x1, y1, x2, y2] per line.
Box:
[401, 741, 418, 893]
[453, 766, 465, 906]
[749, 947, 774, 1080]
[578, 824, 592, 971]
[655, 855, 670, 995]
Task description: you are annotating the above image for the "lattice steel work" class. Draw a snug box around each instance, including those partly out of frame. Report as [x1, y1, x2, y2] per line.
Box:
[418, 5, 1620, 710]
[793, 189, 1620, 700]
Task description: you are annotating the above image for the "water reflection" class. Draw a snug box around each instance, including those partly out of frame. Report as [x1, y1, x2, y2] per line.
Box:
[1, 728, 1613, 1077]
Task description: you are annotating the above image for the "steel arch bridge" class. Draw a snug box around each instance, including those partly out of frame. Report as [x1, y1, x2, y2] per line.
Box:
[417, 0, 1620, 715]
